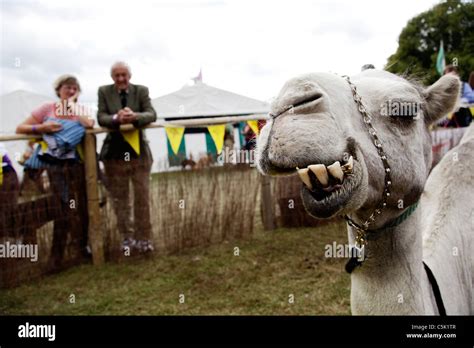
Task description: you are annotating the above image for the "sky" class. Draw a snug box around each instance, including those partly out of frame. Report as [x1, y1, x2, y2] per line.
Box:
[1, 0, 441, 104]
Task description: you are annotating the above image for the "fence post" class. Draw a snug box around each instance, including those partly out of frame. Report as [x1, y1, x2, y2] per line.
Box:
[83, 133, 104, 265]
[260, 174, 275, 230]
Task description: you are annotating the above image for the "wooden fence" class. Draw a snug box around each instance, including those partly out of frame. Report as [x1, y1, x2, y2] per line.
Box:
[0, 115, 275, 270]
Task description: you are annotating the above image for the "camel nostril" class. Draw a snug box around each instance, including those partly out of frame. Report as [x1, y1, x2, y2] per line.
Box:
[291, 92, 323, 109]
[271, 91, 324, 118]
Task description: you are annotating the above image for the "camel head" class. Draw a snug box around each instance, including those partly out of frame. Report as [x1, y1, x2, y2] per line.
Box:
[257, 70, 460, 225]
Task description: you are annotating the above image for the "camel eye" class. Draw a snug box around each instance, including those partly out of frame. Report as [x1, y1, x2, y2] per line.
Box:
[382, 99, 420, 120]
[395, 102, 418, 118]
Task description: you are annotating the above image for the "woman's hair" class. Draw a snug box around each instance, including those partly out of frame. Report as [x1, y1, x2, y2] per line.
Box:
[53, 74, 81, 98]
[469, 72, 474, 90]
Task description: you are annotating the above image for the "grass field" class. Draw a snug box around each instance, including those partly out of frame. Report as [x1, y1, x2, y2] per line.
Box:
[0, 221, 351, 315]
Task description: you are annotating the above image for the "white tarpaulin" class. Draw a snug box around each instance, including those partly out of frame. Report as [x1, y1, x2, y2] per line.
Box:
[0, 90, 52, 134]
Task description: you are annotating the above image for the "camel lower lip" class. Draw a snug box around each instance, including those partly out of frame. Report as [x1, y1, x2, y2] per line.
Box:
[301, 183, 351, 218]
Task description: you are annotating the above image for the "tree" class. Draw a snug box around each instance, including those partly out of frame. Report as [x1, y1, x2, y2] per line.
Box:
[385, 0, 474, 85]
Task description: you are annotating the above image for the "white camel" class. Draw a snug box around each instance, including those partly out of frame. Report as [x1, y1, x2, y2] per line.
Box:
[256, 69, 473, 315]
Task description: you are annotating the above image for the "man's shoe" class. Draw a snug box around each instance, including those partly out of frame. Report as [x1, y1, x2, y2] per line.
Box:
[136, 240, 154, 253]
[121, 237, 137, 252]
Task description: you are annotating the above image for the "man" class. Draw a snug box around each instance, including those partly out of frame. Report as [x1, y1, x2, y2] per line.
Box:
[97, 62, 157, 253]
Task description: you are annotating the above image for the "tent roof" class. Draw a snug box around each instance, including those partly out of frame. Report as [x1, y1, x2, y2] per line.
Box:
[0, 90, 52, 133]
[152, 82, 269, 119]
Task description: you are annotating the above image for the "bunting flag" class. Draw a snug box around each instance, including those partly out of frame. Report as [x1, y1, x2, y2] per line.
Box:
[207, 124, 226, 154]
[165, 126, 185, 155]
[39, 140, 48, 152]
[121, 129, 140, 155]
[76, 143, 84, 161]
[436, 40, 445, 76]
[247, 120, 260, 136]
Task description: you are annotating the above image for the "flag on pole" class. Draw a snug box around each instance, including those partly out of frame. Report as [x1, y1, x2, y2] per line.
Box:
[436, 40, 445, 76]
[192, 69, 202, 84]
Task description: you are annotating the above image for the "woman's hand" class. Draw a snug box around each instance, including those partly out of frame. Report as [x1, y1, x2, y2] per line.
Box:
[39, 121, 63, 133]
[78, 115, 95, 129]
[16, 116, 62, 134]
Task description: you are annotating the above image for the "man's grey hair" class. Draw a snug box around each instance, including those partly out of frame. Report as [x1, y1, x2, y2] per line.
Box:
[361, 64, 375, 71]
[110, 61, 132, 76]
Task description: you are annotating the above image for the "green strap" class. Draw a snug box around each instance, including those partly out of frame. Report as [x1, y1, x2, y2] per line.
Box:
[366, 201, 419, 237]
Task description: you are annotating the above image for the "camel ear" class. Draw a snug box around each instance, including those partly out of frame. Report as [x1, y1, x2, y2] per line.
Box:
[423, 74, 461, 125]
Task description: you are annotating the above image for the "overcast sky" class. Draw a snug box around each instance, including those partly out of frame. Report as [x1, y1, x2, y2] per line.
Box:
[1, 0, 440, 103]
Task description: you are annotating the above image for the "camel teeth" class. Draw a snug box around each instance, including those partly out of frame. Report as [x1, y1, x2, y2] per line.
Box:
[297, 167, 312, 190]
[341, 156, 353, 173]
[308, 164, 329, 187]
[327, 161, 344, 183]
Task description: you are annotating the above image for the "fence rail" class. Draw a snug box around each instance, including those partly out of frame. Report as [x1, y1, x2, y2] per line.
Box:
[0, 114, 269, 142]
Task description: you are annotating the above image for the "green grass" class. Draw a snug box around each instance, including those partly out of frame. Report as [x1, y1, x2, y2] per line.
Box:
[0, 221, 351, 315]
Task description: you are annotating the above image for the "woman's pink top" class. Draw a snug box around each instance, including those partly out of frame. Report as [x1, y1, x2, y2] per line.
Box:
[32, 102, 83, 123]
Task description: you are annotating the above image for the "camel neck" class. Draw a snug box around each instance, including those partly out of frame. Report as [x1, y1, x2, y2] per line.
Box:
[348, 206, 437, 314]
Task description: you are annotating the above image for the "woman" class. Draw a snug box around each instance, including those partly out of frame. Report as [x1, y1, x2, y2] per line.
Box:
[16, 75, 94, 272]
[0, 143, 20, 241]
[442, 66, 473, 127]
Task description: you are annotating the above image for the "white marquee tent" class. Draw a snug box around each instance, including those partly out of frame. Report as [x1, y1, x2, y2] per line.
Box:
[148, 81, 269, 169]
[152, 81, 269, 119]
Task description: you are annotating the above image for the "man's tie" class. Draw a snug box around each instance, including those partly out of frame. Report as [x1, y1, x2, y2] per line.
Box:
[120, 90, 128, 108]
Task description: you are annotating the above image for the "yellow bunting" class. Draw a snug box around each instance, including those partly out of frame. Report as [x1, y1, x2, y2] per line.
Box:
[76, 143, 84, 161]
[39, 140, 48, 152]
[165, 126, 185, 155]
[247, 120, 260, 136]
[207, 124, 226, 154]
[121, 129, 140, 155]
